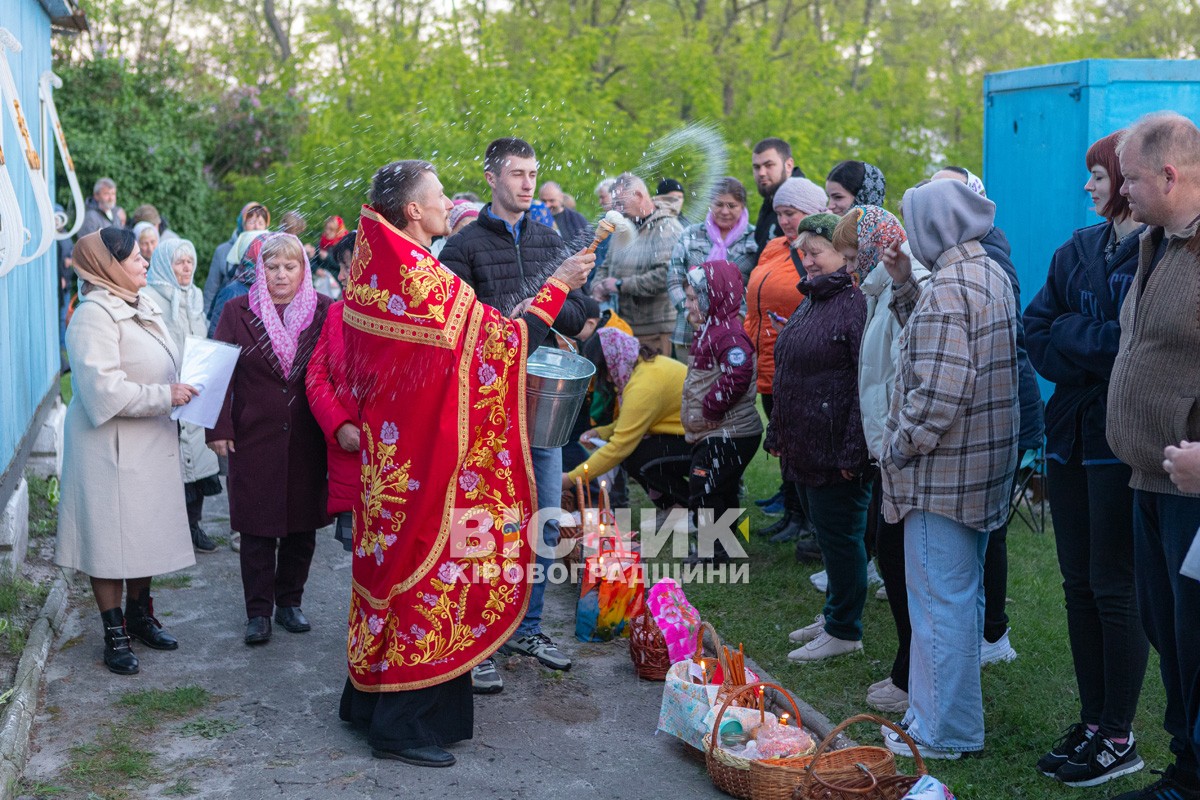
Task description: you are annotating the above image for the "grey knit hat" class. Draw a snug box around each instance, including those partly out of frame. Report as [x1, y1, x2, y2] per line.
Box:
[772, 177, 828, 214]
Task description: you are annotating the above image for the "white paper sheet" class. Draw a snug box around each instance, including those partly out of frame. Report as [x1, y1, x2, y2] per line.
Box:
[170, 336, 241, 429]
[1182, 527, 1200, 582]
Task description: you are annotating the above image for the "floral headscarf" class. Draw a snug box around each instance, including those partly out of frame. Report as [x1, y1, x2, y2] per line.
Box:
[850, 205, 907, 283]
[146, 238, 200, 319]
[247, 232, 318, 378]
[963, 169, 986, 197]
[596, 327, 641, 397]
[528, 201, 556, 229]
[857, 163, 887, 207]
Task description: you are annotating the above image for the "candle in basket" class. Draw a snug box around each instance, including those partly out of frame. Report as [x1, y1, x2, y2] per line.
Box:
[583, 464, 592, 508]
[575, 477, 585, 521]
[780, 713, 790, 727]
[759, 687, 765, 723]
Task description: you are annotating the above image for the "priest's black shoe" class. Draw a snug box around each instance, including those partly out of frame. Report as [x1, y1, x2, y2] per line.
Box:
[795, 538, 823, 562]
[100, 608, 139, 675]
[274, 606, 311, 633]
[244, 616, 272, 645]
[125, 590, 178, 650]
[372, 746, 456, 768]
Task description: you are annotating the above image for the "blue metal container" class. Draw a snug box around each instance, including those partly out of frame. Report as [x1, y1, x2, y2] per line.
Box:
[984, 59, 1200, 399]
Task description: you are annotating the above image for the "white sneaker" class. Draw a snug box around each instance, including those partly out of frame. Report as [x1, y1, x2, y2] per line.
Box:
[788, 631, 863, 663]
[788, 614, 825, 644]
[809, 570, 828, 593]
[867, 560, 883, 586]
[980, 628, 1018, 666]
[868, 675, 893, 693]
[866, 678, 910, 713]
[875, 584, 888, 600]
[884, 729, 962, 760]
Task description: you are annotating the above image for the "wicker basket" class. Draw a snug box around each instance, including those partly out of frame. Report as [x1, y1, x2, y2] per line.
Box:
[628, 604, 671, 680]
[705, 681, 802, 800]
[793, 714, 926, 800]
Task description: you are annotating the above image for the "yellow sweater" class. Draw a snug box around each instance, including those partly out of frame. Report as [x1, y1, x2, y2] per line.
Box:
[567, 355, 687, 480]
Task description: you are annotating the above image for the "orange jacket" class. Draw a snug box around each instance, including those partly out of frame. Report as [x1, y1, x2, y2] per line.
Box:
[744, 237, 806, 395]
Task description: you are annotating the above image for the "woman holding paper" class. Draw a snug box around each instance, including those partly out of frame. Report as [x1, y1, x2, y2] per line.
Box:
[207, 232, 331, 646]
[57, 228, 199, 676]
[141, 238, 222, 554]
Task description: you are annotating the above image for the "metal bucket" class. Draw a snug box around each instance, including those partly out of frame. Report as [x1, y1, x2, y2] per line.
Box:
[526, 346, 596, 449]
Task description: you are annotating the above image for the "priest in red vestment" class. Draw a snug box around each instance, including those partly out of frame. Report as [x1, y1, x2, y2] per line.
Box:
[338, 160, 591, 768]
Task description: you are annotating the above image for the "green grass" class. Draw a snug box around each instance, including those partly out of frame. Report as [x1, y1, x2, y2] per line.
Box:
[59, 373, 72, 405]
[179, 717, 240, 740]
[154, 573, 194, 590]
[117, 686, 211, 729]
[162, 778, 198, 796]
[664, 440, 1170, 800]
[27, 474, 60, 538]
[69, 727, 157, 785]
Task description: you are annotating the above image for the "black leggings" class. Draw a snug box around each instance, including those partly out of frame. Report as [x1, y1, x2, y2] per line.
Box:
[1048, 458, 1147, 736]
[623, 434, 692, 510]
[689, 434, 761, 558]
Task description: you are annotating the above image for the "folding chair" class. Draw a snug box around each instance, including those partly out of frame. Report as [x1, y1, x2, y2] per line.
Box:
[1007, 447, 1047, 533]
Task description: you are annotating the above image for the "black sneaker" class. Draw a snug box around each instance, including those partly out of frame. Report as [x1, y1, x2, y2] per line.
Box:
[1108, 766, 1200, 800]
[191, 523, 218, 554]
[499, 632, 572, 670]
[1057, 732, 1144, 787]
[471, 657, 503, 694]
[1038, 722, 1093, 777]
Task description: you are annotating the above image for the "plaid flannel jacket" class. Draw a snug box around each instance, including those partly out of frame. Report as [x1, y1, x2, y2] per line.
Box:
[881, 241, 1019, 533]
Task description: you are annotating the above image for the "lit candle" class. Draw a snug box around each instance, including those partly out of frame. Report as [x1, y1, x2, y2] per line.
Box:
[583, 464, 592, 508]
[780, 713, 790, 727]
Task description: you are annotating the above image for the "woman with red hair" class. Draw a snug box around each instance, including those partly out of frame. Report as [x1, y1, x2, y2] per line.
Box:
[1024, 131, 1149, 788]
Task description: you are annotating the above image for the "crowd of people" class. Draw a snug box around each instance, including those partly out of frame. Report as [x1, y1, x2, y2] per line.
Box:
[49, 112, 1200, 800]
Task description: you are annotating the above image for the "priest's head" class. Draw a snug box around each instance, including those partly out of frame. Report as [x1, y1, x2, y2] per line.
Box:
[370, 159, 453, 248]
[484, 137, 538, 220]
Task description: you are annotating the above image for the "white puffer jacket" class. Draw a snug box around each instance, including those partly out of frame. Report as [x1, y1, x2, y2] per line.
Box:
[858, 247, 930, 461]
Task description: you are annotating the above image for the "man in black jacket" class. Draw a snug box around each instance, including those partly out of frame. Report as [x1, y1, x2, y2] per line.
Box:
[440, 138, 594, 692]
[750, 138, 806, 263]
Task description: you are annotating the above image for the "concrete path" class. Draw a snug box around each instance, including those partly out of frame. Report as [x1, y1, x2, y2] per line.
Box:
[21, 486, 724, 799]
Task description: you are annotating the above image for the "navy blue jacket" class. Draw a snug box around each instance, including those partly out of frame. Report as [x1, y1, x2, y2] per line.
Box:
[1023, 221, 1140, 465]
[982, 226, 1045, 451]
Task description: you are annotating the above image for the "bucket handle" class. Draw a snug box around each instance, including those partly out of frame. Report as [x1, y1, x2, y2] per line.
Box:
[550, 327, 578, 354]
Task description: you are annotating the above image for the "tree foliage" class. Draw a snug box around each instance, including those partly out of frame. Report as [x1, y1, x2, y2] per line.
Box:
[55, 0, 1197, 277]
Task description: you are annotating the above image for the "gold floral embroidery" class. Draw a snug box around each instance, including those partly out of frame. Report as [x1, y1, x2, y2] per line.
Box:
[349, 232, 373, 282]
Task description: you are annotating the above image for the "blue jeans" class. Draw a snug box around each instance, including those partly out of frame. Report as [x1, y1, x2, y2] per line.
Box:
[516, 446, 562, 637]
[903, 510, 989, 752]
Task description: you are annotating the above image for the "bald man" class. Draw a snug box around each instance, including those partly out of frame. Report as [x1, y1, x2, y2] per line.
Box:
[539, 181, 591, 244]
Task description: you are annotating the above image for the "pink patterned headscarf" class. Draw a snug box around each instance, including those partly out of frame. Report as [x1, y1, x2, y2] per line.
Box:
[247, 232, 318, 378]
[851, 205, 907, 283]
[597, 327, 641, 397]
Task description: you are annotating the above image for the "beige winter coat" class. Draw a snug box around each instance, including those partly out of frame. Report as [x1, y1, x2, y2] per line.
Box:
[56, 289, 195, 579]
[141, 285, 220, 484]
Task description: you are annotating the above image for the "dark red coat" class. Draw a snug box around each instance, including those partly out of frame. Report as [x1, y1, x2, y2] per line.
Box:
[305, 301, 359, 516]
[208, 294, 332, 537]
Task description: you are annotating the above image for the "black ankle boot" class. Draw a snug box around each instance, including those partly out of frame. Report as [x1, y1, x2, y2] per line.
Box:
[125, 590, 178, 650]
[100, 607, 139, 675]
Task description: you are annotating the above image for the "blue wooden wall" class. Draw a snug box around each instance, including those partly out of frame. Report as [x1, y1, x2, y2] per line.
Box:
[984, 59, 1200, 397]
[0, 1, 59, 480]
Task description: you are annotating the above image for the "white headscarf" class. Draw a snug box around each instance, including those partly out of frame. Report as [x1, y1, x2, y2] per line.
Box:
[146, 238, 200, 319]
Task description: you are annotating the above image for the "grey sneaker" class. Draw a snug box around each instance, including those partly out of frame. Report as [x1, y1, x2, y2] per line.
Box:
[500, 632, 572, 670]
[471, 657, 503, 694]
[191, 523, 218, 554]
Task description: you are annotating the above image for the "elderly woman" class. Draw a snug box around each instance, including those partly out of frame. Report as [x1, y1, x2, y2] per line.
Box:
[567, 328, 690, 509]
[208, 232, 331, 646]
[666, 177, 758, 360]
[208, 230, 269, 337]
[305, 232, 358, 552]
[767, 214, 872, 663]
[140, 238, 222, 555]
[56, 228, 199, 675]
[825, 160, 886, 215]
[744, 177, 827, 549]
[133, 221, 159, 263]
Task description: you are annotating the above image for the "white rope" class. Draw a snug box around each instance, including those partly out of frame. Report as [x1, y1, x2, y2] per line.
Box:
[0, 27, 56, 269]
[40, 70, 83, 239]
